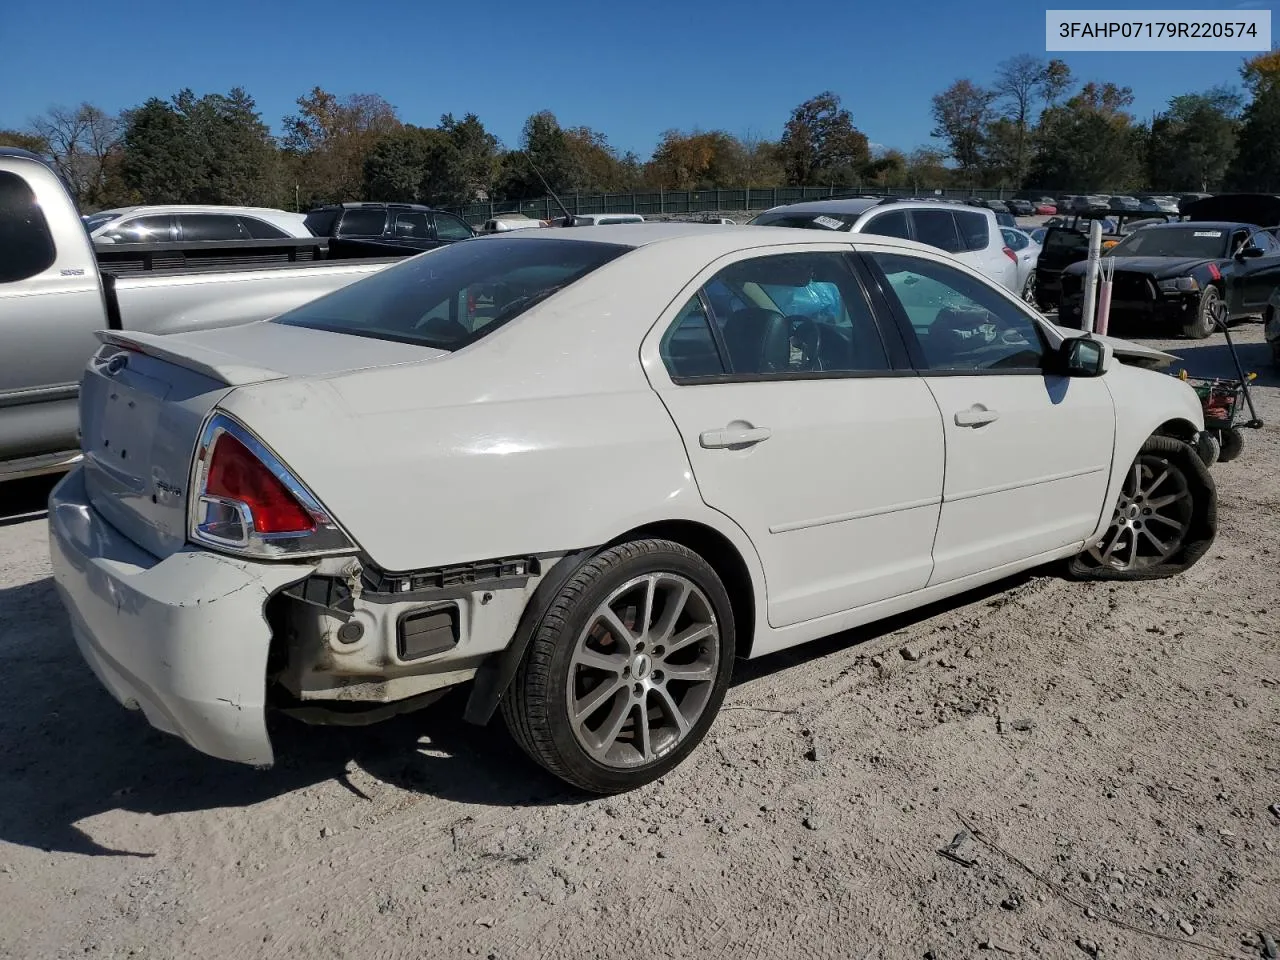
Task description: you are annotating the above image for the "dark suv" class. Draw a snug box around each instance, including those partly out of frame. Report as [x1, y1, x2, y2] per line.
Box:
[304, 203, 475, 251]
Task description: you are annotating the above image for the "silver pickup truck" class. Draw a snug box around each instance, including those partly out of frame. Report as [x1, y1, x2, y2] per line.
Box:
[1, 148, 409, 481]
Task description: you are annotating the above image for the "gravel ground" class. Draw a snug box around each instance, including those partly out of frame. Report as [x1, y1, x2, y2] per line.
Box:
[1, 325, 1277, 960]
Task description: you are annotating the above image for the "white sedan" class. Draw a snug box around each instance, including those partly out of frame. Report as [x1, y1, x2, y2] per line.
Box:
[49, 224, 1216, 793]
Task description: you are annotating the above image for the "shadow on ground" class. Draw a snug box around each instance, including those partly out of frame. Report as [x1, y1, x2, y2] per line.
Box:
[0, 475, 59, 527]
[0, 568, 1027, 858]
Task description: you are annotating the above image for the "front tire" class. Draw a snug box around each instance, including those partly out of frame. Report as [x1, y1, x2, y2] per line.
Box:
[1067, 436, 1216, 581]
[502, 539, 735, 793]
[1183, 285, 1225, 339]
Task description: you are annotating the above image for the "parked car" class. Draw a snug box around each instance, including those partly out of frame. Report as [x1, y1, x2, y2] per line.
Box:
[304, 202, 475, 251]
[480, 214, 546, 233]
[1028, 227, 1047, 244]
[748, 197, 1018, 291]
[1110, 196, 1142, 212]
[0, 148, 412, 482]
[87, 205, 312, 244]
[1034, 201, 1058, 216]
[48, 222, 1215, 793]
[985, 199, 1012, 213]
[1139, 196, 1180, 215]
[1059, 202, 1280, 338]
[1178, 193, 1213, 215]
[566, 213, 646, 226]
[1001, 226, 1041, 304]
[1006, 199, 1035, 217]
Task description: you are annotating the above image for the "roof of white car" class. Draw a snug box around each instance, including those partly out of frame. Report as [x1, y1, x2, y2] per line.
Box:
[94, 204, 304, 218]
[475, 221, 934, 256]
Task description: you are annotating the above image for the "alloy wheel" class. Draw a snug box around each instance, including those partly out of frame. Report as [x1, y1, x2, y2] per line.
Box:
[1087, 454, 1193, 570]
[566, 573, 719, 768]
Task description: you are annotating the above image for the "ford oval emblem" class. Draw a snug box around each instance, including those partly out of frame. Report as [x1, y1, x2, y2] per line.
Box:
[105, 353, 128, 376]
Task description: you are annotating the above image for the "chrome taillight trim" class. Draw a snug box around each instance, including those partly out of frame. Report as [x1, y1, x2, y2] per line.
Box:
[188, 411, 357, 559]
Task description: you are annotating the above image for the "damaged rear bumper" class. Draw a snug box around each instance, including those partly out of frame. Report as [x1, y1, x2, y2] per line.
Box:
[48, 467, 313, 766]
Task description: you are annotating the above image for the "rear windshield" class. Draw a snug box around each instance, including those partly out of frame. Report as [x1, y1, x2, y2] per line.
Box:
[748, 211, 858, 231]
[1107, 227, 1230, 259]
[272, 237, 629, 350]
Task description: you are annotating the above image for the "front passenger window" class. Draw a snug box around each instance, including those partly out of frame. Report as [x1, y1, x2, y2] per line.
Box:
[872, 252, 1047, 373]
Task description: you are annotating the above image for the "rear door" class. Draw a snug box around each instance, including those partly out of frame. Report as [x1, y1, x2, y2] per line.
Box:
[430, 212, 474, 244]
[336, 208, 391, 238]
[643, 246, 945, 628]
[864, 249, 1115, 585]
[1238, 229, 1280, 314]
[177, 214, 250, 241]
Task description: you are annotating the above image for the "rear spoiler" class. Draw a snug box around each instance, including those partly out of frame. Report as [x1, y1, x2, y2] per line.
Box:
[96, 329, 289, 387]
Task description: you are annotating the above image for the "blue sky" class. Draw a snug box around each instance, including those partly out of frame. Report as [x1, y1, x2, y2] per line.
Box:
[0, 0, 1272, 157]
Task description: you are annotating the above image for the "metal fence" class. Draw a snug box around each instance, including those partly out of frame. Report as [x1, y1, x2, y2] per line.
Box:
[450, 184, 1153, 224]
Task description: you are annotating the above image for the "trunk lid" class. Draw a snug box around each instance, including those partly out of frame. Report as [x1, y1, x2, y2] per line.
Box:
[80, 322, 445, 559]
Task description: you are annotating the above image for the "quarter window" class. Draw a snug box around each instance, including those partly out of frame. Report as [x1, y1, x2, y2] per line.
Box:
[661, 297, 725, 379]
[955, 211, 990, 251]
[872, 252, 1047, 373]
[691, 252, 890, 376]
[0, 171, 56, 282]
[393, 213, 432, 239]
[240, 217, 290, 239]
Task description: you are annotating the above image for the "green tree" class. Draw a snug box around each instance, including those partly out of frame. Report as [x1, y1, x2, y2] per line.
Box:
[439, 112, 500, 198]
[645, 130, 747, 189]
[0, 129, 48, 154]
[1146, 88, 1242, 191]
[930, 80, 996, 180]
[363, 126, 470, 206]
[1027, 82, 1142, 190]
[904, 147, 952, 190]
[563, 125, 636, 192]
[1226, 50, 1280, 190]
[778, 92, 870, 186]
[120, 89, 282, 206]
[283, 88, 401, 205]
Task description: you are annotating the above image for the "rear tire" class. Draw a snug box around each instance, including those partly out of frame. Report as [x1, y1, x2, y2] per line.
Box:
[502, 539, 735, 794]
[1066, 435, 1216, 581]
[1182, 285, 1224, 339]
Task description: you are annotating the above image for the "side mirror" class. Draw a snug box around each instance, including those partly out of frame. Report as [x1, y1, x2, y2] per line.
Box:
[1237, 245, 1264, 259]
[1058, 335, 1113, 377]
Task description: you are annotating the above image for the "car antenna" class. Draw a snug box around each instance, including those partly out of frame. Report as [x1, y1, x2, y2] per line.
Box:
[524, 154, 575, 226]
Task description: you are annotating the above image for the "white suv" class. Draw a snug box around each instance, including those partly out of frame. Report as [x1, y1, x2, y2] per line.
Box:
[749, 198, 1018, 292]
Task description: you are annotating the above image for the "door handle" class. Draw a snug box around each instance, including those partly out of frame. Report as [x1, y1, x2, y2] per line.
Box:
[700, 425, 772, 449]
[954, 406, 1000, 427]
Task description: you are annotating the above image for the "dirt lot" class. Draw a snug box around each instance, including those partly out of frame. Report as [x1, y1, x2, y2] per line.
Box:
[1, 326, 1277, 960]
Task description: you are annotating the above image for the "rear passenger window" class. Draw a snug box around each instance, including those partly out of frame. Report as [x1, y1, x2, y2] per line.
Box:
[955, 211, 990, 252]
[98, 215, 172, 243]
[860, 210, 911, 240]
[180, 214, 248, 241]
[394, 213, 432, 239]
[0, 171, 56, 282]
[660, 297, 725, 379]
[683, 252, 890, 377]
[337, 209, 389, 237]
[911, 210, 963, 254]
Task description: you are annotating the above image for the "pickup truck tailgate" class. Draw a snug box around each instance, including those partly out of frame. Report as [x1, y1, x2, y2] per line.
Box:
[79, 324, 446, 559]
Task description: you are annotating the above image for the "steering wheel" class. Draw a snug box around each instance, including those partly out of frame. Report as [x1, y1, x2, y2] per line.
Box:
[784, 315, 823, 371]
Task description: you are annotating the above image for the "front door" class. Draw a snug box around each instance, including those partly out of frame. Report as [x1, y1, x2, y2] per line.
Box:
[865, 249, 1116, 585]
[644, 249, 945, 628]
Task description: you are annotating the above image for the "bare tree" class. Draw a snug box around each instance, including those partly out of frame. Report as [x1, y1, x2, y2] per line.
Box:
[29, 103, 122, 205]
[993, 55, 1047, 185]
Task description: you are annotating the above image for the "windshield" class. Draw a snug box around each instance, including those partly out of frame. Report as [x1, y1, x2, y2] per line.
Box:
[747, 211, 858, 231]
[1108, 227, 1229, 259]
[272, 237, 629, 350]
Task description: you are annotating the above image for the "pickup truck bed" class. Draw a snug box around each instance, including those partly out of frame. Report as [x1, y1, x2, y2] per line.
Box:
[0, 148, 414, 480]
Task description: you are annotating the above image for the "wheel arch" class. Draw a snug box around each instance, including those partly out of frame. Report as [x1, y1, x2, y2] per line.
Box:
[603, 519, 759, 659]
[1152, 416, 1199, 445]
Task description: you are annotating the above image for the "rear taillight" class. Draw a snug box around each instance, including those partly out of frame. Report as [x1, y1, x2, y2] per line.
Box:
[206, 432, 314, 535]
[1002, 246, 1017, 263]
[189, 413, 354, 558]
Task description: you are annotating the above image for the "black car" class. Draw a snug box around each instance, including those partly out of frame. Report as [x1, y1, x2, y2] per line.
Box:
[1006, 198, 1035, 217]
[1058, 202, 1280, 338]
[304, 202, 475, 252]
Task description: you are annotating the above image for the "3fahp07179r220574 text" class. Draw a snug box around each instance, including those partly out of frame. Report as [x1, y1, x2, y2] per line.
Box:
[1058, 20, 1258, 38]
